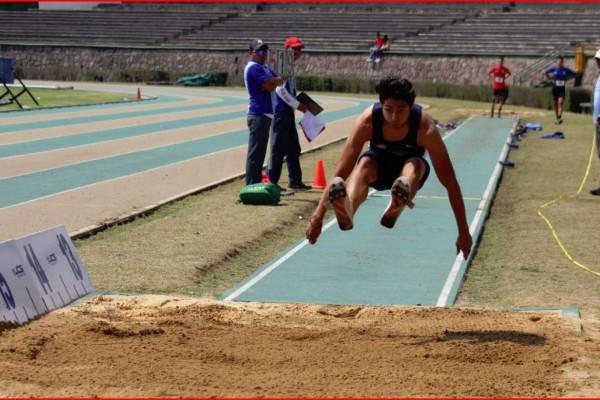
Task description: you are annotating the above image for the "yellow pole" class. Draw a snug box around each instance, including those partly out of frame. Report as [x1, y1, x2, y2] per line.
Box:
[575, 45, 586, 74]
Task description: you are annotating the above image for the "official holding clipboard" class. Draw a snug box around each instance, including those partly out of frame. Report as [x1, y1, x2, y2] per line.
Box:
[269, 36, 320, 191]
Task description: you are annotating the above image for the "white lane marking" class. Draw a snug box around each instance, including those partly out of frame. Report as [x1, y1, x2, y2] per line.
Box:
[370, 193, 482, 202]
[225, 117, 479, 302]
[225, 117, 477, 302]
[224, 188, 377, 301]
[436, 116, 518, 307]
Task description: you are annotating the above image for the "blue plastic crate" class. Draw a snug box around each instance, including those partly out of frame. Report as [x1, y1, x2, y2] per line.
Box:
[0, 57, 14, 84]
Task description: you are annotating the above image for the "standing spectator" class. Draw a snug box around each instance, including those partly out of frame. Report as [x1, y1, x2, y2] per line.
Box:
[488, 56, 511, 118]
[269, 36, 312, 191]
[590, 49, 600, 196]
[244, 39, 283, 185]
[545, 55, 576, 124]
[367, 32, 385, 62]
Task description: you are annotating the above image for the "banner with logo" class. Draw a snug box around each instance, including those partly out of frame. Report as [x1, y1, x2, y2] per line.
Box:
[0, 226, 94, 324]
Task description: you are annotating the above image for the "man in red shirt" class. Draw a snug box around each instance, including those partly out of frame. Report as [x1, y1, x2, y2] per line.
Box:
[488, 56, 511, 118]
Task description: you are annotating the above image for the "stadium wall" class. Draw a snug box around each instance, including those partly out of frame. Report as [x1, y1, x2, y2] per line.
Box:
[1, 45, 597, 90]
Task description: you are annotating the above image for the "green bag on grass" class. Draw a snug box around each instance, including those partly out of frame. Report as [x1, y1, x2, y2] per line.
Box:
[239, 183, 280, 205]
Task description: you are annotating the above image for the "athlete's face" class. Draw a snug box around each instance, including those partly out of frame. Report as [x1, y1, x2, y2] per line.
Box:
[252, 48, 268, 64]
[382, 98, 411, 127]
[557, 58, 564, 67]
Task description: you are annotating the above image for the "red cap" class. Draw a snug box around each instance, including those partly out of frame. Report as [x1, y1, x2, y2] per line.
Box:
[284, 36, 304, 49]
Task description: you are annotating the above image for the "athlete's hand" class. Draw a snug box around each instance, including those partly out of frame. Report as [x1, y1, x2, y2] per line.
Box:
[456, 231, 472, 259]
[306, 216, 323, 245]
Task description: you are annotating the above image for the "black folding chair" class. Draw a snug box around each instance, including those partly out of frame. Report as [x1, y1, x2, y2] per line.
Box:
[0, 59, 39, 109]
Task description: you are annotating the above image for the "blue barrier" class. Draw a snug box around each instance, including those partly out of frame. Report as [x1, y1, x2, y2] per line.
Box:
[0, 57, 14, 84]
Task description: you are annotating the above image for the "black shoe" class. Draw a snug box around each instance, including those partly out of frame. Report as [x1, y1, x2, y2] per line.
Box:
[288, 182, 312, 190]
[275, 184, 293, 197]
[328, 177, 353, 230]
[380, 176, 414, 229]
[590, 188, 600, 196]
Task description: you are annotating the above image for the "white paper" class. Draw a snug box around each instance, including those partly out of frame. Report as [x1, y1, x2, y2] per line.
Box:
[299, 111, 326, 142]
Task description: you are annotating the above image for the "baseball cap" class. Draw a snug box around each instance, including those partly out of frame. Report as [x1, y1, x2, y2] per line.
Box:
[284, 36, 304, 49]
[595, 48, 600, 59]
[249, 38, 268, 52]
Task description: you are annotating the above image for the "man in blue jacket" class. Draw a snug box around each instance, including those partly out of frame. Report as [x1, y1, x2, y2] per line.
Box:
[244, 39, 283, 185]
[269, 36, 312, 191]
[545, 56, 576, 124]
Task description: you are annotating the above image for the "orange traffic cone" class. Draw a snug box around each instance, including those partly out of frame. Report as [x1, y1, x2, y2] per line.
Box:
[261, 171, 271, 183]
[312, 160, 327, 190]
[136, 88, 141, 101]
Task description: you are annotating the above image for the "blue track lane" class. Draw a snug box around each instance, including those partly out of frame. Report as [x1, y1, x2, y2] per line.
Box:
[223, 116, 516, 307]
[0, 97, 370, 208]
[0, 95, 246, 134]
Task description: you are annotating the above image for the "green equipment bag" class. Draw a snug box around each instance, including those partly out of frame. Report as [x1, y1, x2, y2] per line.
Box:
[239, 183, 281, 205]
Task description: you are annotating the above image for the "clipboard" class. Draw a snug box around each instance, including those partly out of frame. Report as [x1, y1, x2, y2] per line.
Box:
[296, 92, 324, 115]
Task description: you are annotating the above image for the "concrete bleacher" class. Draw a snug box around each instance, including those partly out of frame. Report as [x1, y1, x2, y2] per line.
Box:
[390, 11, 600, 56]
[257, 2, 509, 13]
[157, 3, 599, 55]
[159, 12, 474, 50]
[0, 10, 236, 46]
[160, 11, 475, 51]
[0, 2, 598, 56]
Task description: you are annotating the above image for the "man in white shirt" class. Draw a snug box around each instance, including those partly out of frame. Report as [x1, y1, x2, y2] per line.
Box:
[591, 49, 600, 196]
[269, 36, 312, 191]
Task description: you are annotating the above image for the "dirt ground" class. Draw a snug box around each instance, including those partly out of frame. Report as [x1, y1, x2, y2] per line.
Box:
[0, 295, 590, 397]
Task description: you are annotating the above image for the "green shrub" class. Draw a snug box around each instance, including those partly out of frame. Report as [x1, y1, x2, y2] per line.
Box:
[567, 87, 592, 113]
[209, 71, 228, 86]
[111, 69, 183, 83]
[83, 69, 105, 82]
[294, 74, 592, 113]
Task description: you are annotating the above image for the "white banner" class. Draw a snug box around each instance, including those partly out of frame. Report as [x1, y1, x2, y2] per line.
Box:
[0, 240, 46, 324]
[13, 226, 94, 314]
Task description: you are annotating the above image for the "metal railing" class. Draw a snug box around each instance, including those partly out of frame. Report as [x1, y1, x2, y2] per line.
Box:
[512, 46, 569, 87]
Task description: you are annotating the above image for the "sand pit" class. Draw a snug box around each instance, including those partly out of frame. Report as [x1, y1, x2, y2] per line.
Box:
[0, 295, 583, 397]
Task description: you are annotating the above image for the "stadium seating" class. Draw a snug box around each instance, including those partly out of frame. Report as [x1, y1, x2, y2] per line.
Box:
[0, 10, 235, 46]
[0, 2, 599, 55]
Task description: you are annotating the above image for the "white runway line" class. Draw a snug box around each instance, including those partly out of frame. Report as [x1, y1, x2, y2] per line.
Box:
[224, 117, 479, 301]
[436, 116, 518, 307]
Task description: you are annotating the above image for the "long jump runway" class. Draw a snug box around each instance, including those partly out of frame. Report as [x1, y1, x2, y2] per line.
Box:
[0, 83, 371, 242]
[225, 116, 516, 307]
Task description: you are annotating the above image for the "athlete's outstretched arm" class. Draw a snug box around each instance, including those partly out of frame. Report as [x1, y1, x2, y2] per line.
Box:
[305, 106, 373, 244]
[418, 115, 472, 258]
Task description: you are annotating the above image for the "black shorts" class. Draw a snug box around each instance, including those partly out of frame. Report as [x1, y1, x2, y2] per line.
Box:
[359, 149, 431, 191]
[552, 86, 566, 99]
[493, 88, 509, 99]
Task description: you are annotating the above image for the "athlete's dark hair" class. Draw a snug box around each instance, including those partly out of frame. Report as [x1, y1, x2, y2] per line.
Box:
[376, 76, 416, 106]
[557, 55, 564, 61]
